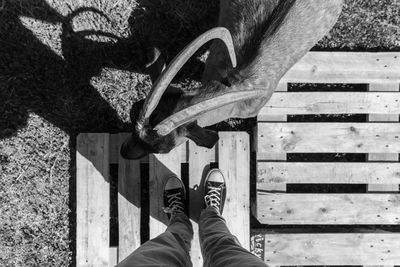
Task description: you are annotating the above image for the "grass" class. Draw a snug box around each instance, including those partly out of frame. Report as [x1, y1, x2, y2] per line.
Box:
[0, 0, 400, 266]
[317, 0, 400, 50]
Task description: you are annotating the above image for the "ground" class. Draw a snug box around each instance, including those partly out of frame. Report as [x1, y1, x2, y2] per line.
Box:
[0, 0, 400, 266]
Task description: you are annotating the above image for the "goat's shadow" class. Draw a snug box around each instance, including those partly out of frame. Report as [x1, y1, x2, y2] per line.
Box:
[1, 5, 130, 139]
[0, 0, 218, 138]
[0, 0, 218, 265]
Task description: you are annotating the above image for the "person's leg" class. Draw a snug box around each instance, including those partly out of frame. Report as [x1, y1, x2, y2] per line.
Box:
[199, 169, 266, 267]
[117, 176, 193, 267]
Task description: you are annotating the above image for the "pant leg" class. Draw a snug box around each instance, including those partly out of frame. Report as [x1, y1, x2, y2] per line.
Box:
[199, 207, 266, 267]
[117, 213, 193, 267]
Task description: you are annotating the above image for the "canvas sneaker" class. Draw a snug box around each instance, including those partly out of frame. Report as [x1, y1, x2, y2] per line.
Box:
[163, 175, 186, 218]
[204, 168, 226, 214]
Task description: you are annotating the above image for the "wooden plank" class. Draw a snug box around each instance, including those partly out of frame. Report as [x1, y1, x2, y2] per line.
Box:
[76, 133, 110, 267]
[188, 141, 215, 266]
[257, 193, 400, 225]
[281, 52, 400, 83]
[218, 132, 250, 248]
[368, 83, 400, 193]
[117, 133, 141, 262]
[256, 83, 287, 192]
[257, 122, 400, 153]
[260, 92, 400, 117]
[257, 162, 400, 186]
[149, 146, 182, 238]
[109, 134, 119, 164]
[259, 233, 400, 265]
[260, 83, 288, 122]
[366, 84, 399, 267]
[181, 139, 189, 163]
[109, 247, 118, 267]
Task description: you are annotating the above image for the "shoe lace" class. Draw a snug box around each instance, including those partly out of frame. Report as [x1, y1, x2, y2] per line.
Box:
[204, 183, 223, 210]
[163, 192, 184, 214]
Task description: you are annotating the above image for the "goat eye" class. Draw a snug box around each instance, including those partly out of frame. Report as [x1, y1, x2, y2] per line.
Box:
[150, 110, 164, 125]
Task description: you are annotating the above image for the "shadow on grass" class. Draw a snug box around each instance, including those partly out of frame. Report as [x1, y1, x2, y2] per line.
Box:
[0, 0, 219, 138]
[0, 0, 218, 265]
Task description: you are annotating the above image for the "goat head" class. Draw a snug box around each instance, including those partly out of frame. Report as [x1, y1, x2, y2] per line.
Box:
[121, 0, 343, 159]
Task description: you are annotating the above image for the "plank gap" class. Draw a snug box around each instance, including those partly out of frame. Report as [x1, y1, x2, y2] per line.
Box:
[288, 83, 367, 92]
[288, 114, 367, 122]
[286, 184, 366, 193]
[140, 163, 150, 244]
[109, 163, 119, 247]
[287, 153, 366, 162]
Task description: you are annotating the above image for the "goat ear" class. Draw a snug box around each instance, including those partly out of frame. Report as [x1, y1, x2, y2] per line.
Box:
[145, 47, 166, 83]
[186, 123, 219, 149]
[120, 134, 150, 160]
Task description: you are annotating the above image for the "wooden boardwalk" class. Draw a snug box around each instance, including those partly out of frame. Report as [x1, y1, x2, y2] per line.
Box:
[252, 52, 400, 266]
[76, 132, 250, 266]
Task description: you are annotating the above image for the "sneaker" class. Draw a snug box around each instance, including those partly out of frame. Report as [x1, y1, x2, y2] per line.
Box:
[163, 175, 186, 218]
[204, 169, 226, 214]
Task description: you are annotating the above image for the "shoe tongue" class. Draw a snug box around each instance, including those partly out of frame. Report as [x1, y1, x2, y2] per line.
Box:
[166, 187, 183, 196]
[208, 181, 223, 188]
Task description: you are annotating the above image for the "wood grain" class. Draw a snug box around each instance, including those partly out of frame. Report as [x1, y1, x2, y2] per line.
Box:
[281, 52, 400, 83]
[188, 141, 215, 266]
[109, 247, 118, 267]
[257, 122, 400, 153]
[76, 133, 110, 267]
[366, 83, 399, 267]
[255, 83, 288, 192]
[261, 233, 400, 265]
[257, 162, 400, 187]
[117, 133, 141, 261]
[257, 193, 400, 225]
[218, 132, 250, 248]
[260, 92, 400, 117]
[367, 83, 399, 193]
[149, 146, 182, 238]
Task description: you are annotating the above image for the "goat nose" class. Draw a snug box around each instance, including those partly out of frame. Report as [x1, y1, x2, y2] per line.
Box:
[120, 135, 149, 160]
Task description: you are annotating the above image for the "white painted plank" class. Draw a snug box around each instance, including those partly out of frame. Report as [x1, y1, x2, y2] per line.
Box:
[257, 162, 400, 186]
[281, 52, 400, 83]
[149, 146, 182, 238]
[218, 132, 250, 248]
[188, 141, 215, 266]
[117, 133, 141, 261]
[257, 193, 400, 225]
[257, 122, 400, 153]
[259, 92, 400, 117]
[261, 233, 400, 265]
[76, 133, 110, 267]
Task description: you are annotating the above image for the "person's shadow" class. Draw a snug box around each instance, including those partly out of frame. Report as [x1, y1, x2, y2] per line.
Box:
[0, 0, 218, 265]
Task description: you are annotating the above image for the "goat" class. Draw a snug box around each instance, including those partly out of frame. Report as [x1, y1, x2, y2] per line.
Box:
[121, 0, 343, 159]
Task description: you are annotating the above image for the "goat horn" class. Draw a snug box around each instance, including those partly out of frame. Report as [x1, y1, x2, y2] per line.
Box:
[136, 27, 237, 130]
[154, 85, 267, 136]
